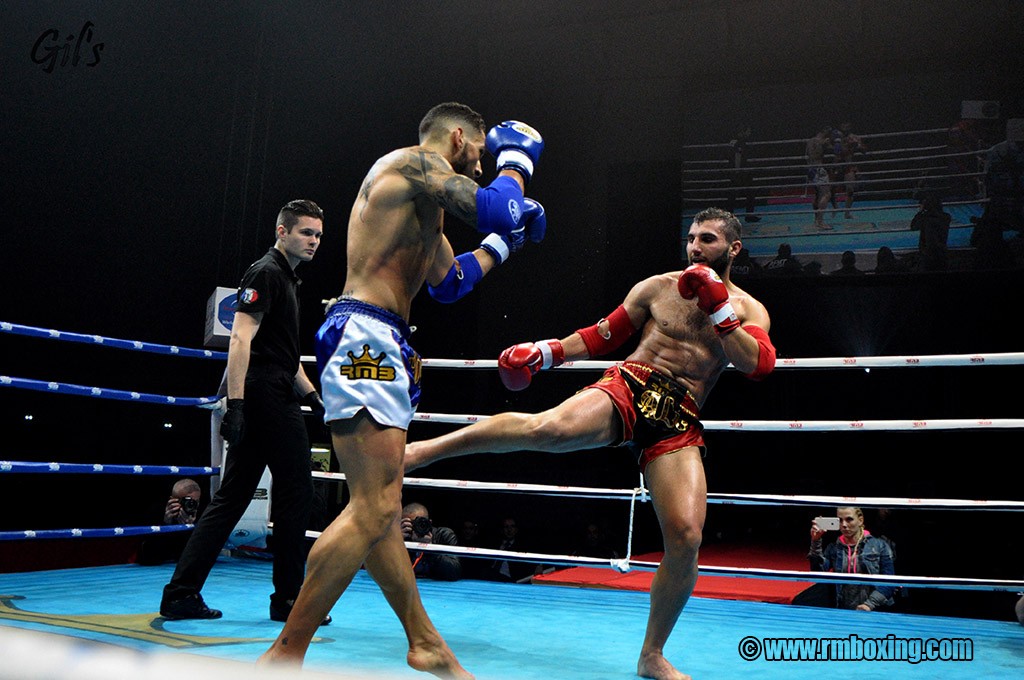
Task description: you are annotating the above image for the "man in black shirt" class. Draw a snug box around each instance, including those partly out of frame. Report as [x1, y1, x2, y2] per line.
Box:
[160, 199, 326, 623]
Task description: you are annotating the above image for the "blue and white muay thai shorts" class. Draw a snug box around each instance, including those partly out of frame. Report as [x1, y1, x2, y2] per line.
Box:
[315, 298, 422, 430]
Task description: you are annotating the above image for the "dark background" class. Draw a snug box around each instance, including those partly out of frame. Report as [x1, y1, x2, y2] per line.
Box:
[2, 2, 1022, 618]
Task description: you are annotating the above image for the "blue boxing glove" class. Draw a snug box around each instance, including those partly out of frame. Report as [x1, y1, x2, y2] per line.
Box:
[522, 198, 546, 243]
[478, 198, 546, 265]
[486, 121, 544, 184]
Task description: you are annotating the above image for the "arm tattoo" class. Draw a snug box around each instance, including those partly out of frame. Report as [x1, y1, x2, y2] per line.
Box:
[395, 150, 479, 225]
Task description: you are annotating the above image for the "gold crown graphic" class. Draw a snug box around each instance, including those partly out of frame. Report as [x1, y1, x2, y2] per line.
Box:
[347, 344, 385, 366]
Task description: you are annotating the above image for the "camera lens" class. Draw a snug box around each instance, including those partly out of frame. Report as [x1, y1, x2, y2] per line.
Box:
[180, 497, 198, 514]
[411, 516, 432, 536]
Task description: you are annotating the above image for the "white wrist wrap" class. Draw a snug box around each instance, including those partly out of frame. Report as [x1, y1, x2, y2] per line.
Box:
[496, 149, 534, 179]
[537, 340, 558, 369]
[709, 302, 737, 327]
[480, 233, 509, 264]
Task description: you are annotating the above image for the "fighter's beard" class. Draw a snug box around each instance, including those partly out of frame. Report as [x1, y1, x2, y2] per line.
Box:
[690, 251, 731, 278]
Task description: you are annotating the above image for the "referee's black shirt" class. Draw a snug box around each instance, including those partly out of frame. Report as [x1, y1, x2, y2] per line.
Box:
[234, 246, 301, 374]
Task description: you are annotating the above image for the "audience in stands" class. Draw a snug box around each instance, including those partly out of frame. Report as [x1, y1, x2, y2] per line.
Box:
[457, 518, 487, 580]
[487, 516, 540, 583]
[830, 250, 866, 276]
[872, 246, 910, 274]
[764, 243, 803, 276]
[802, 260, 824, 276]
[730, 247, 762, 278]
[571, 521, 620, 561]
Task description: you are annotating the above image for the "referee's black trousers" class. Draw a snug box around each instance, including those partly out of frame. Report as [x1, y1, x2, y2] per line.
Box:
[162, 366, 313, 607]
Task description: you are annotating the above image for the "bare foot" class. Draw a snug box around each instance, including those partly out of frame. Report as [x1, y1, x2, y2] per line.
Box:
[638, 651, 691, 680]
[408, 643, 474, 679]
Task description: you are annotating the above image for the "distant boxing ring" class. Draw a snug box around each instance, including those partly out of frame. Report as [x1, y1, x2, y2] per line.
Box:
[680, 124, 999, 263]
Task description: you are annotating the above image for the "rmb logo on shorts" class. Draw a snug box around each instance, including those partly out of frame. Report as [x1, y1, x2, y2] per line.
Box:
[340, 344, 396, 381]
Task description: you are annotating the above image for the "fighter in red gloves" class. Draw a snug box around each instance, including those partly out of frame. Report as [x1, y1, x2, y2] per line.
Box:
[407, 207, 774, 680]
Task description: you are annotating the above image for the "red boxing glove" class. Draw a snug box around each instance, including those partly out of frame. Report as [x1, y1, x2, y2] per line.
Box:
[498, 339, 565, 391]
[677, 264, 740, 336]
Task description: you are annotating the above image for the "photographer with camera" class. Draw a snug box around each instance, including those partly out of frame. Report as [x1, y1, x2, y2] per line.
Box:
[164, 478, 202, 525]
[807, 506, 897, 611]
[401, 502, 461, 582]
[137, 479, 203, 566]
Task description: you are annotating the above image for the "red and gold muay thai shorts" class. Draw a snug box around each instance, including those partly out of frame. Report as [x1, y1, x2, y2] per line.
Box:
[582, 360, 705, 472]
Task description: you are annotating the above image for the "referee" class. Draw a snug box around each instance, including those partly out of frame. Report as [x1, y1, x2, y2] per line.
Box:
[160, 199, 328, 624]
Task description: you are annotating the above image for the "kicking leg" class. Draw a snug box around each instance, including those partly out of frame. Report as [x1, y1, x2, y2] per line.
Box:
[405, 389, 618, 471]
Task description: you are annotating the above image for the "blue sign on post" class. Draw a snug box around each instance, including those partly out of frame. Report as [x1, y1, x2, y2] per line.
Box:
[218, 293, 238, 331]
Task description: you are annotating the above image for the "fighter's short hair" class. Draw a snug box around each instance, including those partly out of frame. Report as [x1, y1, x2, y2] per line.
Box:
[693, 207, 741, 242]
[419, 102, 485, 143]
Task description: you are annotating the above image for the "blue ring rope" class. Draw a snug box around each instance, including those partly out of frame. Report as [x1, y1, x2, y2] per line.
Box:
[0, 461, 218, 475]
[1, 375, 219, 407]
[0, 321, 227, 360]
[0, 524, 194, 542]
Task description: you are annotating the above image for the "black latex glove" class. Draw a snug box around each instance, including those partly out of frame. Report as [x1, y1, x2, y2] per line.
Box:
[220, 398, 245, 446]
[302, 391, 326, 420]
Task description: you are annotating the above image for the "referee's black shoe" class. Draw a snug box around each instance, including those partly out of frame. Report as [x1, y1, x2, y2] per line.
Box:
[160, 593, 222, 620]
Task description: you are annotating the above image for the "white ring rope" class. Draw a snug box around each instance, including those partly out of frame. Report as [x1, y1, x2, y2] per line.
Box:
[682, 199, 986, 222]
[314, 462, 1024, 592]
[680, 127, 954, 150]
[682, 148, 987, 176]
[410, 413, 1024, 431]
[289, 528, 1024, 592]
[303, 351, 1024, 370]
[313, 472, 1024, 512]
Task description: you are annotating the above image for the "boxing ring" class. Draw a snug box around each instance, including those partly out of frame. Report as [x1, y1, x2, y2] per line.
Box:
[680, 124, 1012, 268]
[2, 319, 1023, 679]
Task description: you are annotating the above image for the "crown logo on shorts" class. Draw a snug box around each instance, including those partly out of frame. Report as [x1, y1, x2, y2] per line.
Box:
[340, 344, 396, 381]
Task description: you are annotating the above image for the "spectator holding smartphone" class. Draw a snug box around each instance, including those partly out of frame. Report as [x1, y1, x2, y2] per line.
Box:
[808, 506, 897, 611]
